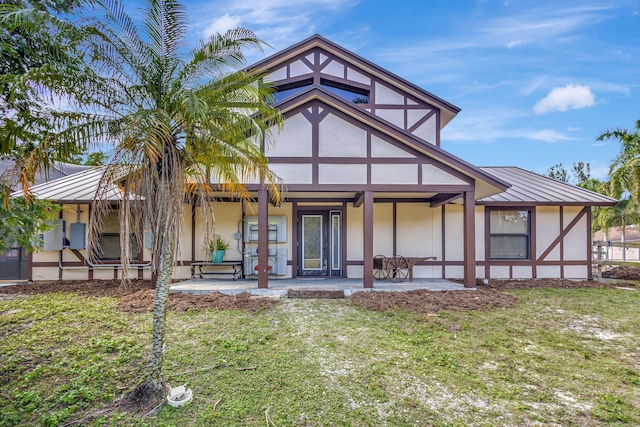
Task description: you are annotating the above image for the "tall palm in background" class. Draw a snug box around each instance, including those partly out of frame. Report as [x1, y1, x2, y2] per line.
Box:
[9, 0, 283, 398]
[598, 119, 640, 204]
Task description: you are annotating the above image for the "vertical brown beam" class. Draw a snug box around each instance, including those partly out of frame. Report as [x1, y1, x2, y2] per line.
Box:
[531, 208, 537, 278]
[292, 201, 298, 278]
[559, 206, 564, 278]
[257, 190, 269, 288]
[587, 207, 593, 280]
[463, 191, 476, 288]
[342, 202, 347, 278]
[441, 205, 446, 278]
[392, 202, 397, 256]
[484, 208, 491, 279]
[191, 201, 196, 263]
[363, 191, 374, 288]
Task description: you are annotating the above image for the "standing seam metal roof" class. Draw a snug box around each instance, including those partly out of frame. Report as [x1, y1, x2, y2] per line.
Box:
[11, 166, 123, 202]
[478, 167, 617, 205]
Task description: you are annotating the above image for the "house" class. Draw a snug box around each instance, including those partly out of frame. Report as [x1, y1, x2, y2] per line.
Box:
[14, 35, 617, 286]
[0, 160, 90, 281]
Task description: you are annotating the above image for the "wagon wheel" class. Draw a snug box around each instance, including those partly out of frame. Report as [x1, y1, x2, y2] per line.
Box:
[373, 255, 389, 280]
[387, 255, 409, 283]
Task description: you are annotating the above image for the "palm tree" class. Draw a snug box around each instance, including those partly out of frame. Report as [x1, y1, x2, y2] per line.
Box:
[598, 119, 640, 203]
[22, 0, 283, 402]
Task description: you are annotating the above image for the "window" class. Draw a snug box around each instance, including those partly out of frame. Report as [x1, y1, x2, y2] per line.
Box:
[272, 79, 313, 103]
[489, 210, 530, 259]
[320, 79, 369, 103]
[99, 211, 139, 260]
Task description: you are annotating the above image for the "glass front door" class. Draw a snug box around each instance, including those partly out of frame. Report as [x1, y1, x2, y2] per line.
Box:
[297, 210, 342, 277]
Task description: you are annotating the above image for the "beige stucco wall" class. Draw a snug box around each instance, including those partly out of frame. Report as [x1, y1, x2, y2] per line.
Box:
[536, 206, 561, 261]
[30, 201, 592, 282]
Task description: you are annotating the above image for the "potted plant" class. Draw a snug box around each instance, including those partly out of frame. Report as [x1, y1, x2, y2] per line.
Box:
[209, 236, 229, 263]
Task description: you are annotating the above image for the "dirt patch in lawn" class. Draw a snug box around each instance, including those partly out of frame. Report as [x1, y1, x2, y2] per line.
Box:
[481, 278, 622, 290]
[349, 288, 517, 314]
[349, 278, 631, 314]
[601, 266, 640, 281]
[118, 289, 277, 313]
[0, 280, 277, 313]
[0, 279, 154, 297]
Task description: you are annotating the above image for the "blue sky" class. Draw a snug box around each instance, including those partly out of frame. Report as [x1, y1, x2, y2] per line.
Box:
[172, 1, 639, 179]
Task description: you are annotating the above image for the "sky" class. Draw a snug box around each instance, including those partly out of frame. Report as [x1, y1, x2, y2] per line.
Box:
[157, 0, 639, 180]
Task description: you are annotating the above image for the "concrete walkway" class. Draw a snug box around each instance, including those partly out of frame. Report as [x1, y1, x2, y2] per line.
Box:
[170, 277, 472, 297]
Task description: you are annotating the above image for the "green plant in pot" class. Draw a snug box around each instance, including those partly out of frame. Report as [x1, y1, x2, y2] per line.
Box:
[209, 236, 230, 263]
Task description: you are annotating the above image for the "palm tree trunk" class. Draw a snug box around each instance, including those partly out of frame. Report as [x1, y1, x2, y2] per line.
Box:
[148, 227, 175, 391]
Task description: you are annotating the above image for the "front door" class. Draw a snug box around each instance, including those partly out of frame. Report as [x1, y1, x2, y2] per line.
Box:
[297, 210, 342, 277]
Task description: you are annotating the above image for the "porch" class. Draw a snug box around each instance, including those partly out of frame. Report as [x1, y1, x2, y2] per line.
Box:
[170, 277, 471, 297]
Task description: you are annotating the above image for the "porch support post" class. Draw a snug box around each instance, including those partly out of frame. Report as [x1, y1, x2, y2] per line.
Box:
[363, 190, 374, 288]
[463, 190, 476, 288]
[258, 189, 269, 289]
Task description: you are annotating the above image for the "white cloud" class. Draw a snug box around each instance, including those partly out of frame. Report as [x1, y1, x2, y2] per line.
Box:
[506, 40, 523, 49]
[528, 129, 576, 142]
[202, 14, 243, 38]
[533, 84, 596, 114]
[193, 0, 359, 51]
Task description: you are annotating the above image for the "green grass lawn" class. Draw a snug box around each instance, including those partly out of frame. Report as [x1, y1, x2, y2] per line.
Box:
[1, 287, 639, 426]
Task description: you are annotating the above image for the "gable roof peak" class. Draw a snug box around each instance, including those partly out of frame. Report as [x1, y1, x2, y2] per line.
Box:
[249, 34, 461, 125]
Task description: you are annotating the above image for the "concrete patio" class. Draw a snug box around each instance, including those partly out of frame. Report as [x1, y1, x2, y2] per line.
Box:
[170, 277, 472, 297]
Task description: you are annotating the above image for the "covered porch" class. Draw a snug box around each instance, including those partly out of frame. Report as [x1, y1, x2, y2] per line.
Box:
[170, 276, 471, 297]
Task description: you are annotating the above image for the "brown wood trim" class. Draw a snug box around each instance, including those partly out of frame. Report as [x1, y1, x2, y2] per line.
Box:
[342, 201, 348, 278]
[531, 207, 537, 278]
[292, 201, 298, 278]
[363, 191, 374, 288]
[273, 89, 506, 190]
[463, 191, 476, 287]
[353, 193, 364, 207]
[392, 202, 397, 256]
[587, 208, 593, 280]
[191, 202, 196, 263]
[484, 207, 490, 279]
[430, 193, 462, 208]
[536, 207, 588, 262]
[442, 205, 446, 278]
[407, 110, 436, 134]
[560, 206, 564, 278]
[247, 183, 473, 192]
[249, 35, 460, 114]
[70, 249, 86, 263]
[257, 190, 269, 288]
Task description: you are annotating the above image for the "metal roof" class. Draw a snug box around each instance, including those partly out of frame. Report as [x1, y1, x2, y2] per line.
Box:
[478, 167, 617, 206]
[1, 159, 91, 191]
[11, 165, 619, 207]
[11, 166, 123, 202]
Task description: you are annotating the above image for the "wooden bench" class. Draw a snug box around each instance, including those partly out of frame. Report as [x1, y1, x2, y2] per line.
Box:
[191, 261, 242, 280]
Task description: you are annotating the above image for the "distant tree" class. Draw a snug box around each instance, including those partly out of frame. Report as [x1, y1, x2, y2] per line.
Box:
[572, 161, 591, 183]
[598, 119, 640, 204]
[546, 163, 569, 183]
[83, 151, 107, 166]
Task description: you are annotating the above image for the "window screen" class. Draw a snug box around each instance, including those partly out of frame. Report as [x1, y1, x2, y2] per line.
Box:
[489, 210, 530, 259]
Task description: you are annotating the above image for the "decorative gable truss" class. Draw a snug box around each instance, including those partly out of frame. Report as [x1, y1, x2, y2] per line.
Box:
[264, 97, 472, 197]
[256, 40, 447, 147]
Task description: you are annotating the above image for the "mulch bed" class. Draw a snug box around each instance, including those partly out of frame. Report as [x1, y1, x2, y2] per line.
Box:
[1, 277, 633, 315]
[0, 279, 154, 297]
[602, 266, 640, 280]
[118, 289, 277, 314]
[349, 288, 517, 313]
